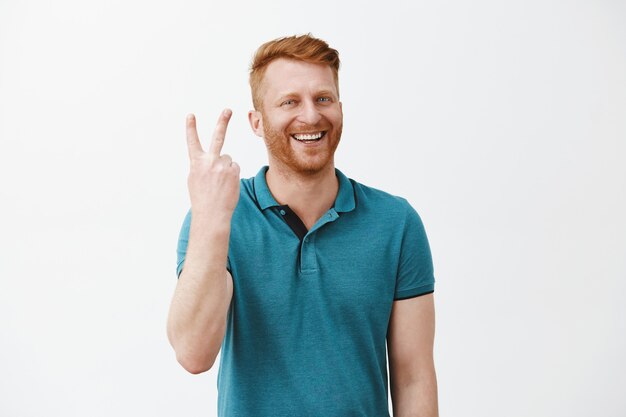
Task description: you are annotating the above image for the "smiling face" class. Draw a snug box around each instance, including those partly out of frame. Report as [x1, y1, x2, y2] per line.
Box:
[249, 58, 343, 176]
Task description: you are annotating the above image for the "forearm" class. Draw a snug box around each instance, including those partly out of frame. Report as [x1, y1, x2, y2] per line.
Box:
[167, 212, 233, 373]
[391, 368, 439, 417]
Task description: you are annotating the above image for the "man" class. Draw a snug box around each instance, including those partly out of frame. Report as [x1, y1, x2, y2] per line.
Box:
[167, 34, 439, 417]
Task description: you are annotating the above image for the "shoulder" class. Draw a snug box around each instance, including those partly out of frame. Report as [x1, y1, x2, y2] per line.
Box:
[236, 173, 260, 208]
[239, 174, 255, 194]
[349, 176, 417, 220]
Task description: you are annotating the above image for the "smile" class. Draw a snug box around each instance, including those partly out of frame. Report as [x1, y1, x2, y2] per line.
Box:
[291, 131, 326, 142]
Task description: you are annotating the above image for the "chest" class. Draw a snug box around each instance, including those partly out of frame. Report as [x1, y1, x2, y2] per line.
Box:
[227, 213, 400, 328]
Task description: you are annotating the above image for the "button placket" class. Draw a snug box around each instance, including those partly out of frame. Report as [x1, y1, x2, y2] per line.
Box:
[298, 209, 340, 275]
[299, 233, 317, 274]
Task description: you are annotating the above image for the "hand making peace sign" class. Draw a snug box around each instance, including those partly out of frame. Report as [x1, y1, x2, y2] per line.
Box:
[186, 109, 240, 215]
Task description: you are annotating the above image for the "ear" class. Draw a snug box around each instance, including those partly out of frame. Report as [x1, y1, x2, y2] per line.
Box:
[248, 110, 264, 137]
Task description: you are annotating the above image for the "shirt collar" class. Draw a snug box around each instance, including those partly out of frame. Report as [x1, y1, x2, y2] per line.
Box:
[253, 165, 356, 213]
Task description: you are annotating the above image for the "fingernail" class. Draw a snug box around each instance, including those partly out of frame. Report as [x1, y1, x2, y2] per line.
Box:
[187, 114, 195, 121]
[223, 109, 232, 117]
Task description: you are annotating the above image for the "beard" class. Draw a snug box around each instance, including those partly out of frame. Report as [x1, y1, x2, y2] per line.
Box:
[261, 114, 342, 176]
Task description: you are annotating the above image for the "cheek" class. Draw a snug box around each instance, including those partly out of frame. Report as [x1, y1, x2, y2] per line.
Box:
[265, 113, 291, 132]
[328, 111, 343, 128]
[324, 105, 343, 123]
[264, 118, 289, 140]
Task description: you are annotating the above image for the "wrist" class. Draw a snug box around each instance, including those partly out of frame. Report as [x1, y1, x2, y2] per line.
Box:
[190, 209, 233, 232]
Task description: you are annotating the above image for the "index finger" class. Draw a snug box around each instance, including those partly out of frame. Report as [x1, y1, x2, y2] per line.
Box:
[208, 108, 232, 156]
[186, 113, 203, 159]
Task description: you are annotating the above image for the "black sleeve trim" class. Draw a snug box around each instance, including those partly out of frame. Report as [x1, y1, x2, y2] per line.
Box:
[394, 290, 434, 301]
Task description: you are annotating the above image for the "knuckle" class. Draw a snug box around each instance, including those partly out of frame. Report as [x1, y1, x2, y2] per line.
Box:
[212, 162, 227, 172]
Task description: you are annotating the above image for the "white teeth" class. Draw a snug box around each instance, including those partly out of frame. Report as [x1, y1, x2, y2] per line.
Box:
[293, 132, 323, 140]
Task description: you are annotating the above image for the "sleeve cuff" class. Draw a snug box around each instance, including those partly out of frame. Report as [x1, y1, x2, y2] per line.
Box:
[176, 259, 185, 279]
[394, 283, 434, 300]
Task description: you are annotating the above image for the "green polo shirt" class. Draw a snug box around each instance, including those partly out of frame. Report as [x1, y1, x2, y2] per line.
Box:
[176, 165, 435, 417]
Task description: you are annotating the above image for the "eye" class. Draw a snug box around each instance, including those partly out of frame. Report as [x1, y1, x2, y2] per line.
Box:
[317, 97, 331, 103]
[281, 99, 296, 106]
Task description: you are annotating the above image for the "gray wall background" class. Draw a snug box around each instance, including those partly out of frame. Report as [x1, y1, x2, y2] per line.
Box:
[1, 0, 624, 415]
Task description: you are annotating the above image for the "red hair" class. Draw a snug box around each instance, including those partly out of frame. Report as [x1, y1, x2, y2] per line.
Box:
[249, 33, 340, 110]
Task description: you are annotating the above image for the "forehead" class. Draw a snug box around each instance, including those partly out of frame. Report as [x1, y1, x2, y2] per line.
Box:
[261, 58, 337, 97]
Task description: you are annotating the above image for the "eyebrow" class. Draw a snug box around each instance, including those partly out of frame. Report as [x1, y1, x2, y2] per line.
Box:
[315, 90, 337, 98]
[275, 89, 338, 101]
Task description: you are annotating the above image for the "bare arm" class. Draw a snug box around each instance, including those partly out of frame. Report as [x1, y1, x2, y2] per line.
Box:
[167, 214, 233, 374]
[387, 293, 439, 417]
[166, 110, 240, 374]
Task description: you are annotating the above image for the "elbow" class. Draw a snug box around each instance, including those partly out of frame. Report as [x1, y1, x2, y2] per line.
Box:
[176, 351, 215, 375]
[166, 317, 224, 375]
[167, 329, 217, 374]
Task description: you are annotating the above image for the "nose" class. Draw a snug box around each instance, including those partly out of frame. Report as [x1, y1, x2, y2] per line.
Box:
[296, 99, 322, 126]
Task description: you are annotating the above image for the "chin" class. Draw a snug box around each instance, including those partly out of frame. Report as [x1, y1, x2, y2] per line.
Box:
[289, 157, 334, 175]
[265, 132, 340, 175]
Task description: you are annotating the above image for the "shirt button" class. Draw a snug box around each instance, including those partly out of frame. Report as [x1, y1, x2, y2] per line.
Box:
[279, 209, 286, 215]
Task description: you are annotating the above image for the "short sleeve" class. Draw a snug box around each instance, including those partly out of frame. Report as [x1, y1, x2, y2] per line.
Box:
[394, 202, 436, 300]
[175, 209, 192, 278]
[176, 209, 232, 279]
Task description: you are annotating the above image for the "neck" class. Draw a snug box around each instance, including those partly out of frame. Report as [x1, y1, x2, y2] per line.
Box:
[265, 160, 339, 230]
